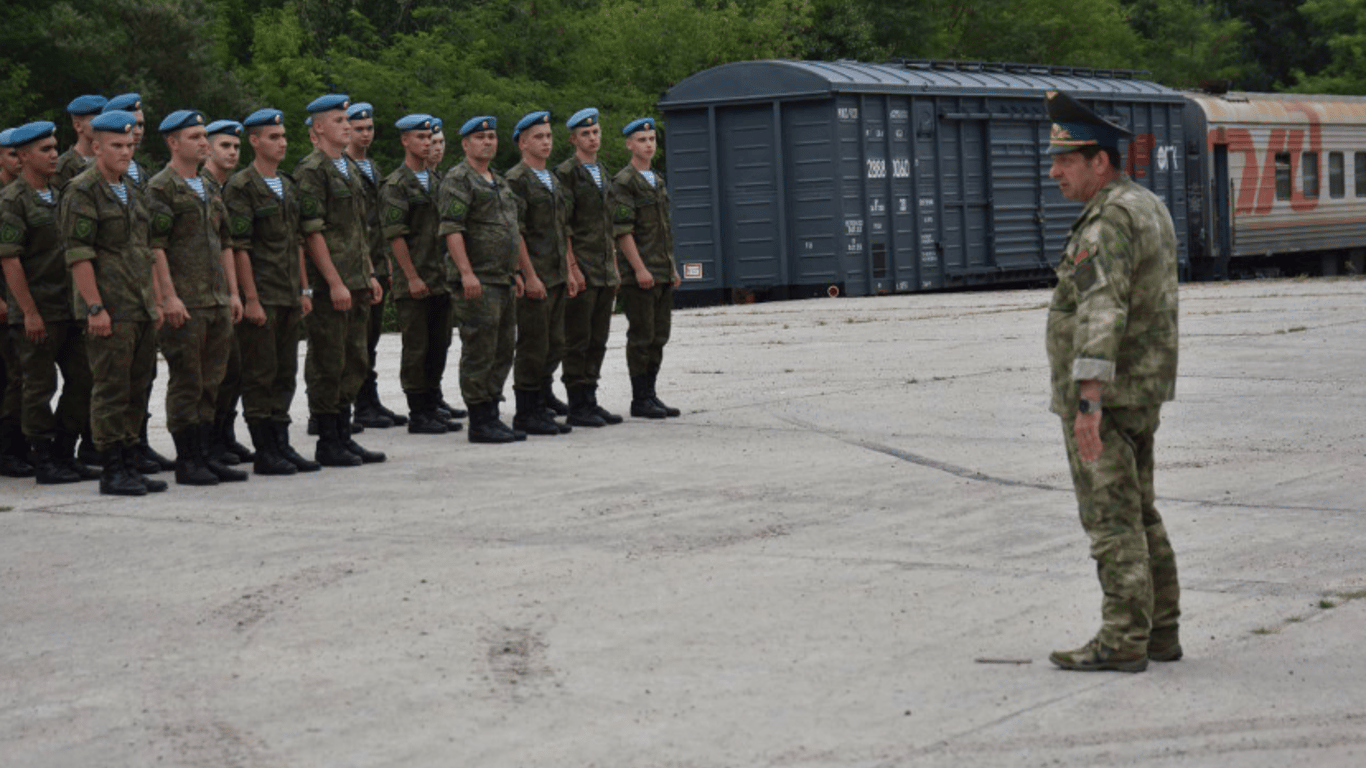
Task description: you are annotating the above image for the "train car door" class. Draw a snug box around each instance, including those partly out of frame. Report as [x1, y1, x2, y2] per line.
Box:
[1213, 143, 1232, 272]
[938, 114, 990, 277]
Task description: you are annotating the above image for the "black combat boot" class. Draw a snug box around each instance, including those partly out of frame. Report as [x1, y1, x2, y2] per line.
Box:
[206, 412, 240, 465]
[274, 422, 322, 472]
[353, 380, 394, 429]
[587, 385, 623, 425]
[467, 401, 515, 444]
[566, 385, 607, 428]
[314, 414, 362, 467]
[137, 412, 174, 472]
[172, 427, 219, 486]
[198, 423, 248, 482]
[77, 427, 104, 466]
[540, 391, 572, 434]
[124, 443, 168, 493]
[541, 377, 569, 417]
[647, 369, 681, 417]
[513, 389, 561, 436]
[406, 392, 448, 435]
[494, 401, 527, 441]
[339, 406, 386, 463]
[219, 409, 254, 463]
[435, 390, 467, 419]
[247, 420, 297, 476]
[54, 429, 101, 480]
[630, 374, 667, 419]
[0, 422, 36, 477]
[372, 381, 407, 427]
[31, 437, 82, 485]
[99, 445, 147, 496]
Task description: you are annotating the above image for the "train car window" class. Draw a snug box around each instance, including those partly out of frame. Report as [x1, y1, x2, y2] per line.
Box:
[1302, 152, 1320, 199]
[1275, 153, 1292, 200]
[1330, 152, 1345, 198]
[1356, 153, 1366, 197]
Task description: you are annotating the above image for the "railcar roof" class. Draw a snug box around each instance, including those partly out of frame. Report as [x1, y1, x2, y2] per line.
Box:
[1187, 91, 1366, 124]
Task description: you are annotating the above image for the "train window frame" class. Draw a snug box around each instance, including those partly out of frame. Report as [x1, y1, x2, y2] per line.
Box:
[1303, 151, 1320, 199]
[1329, 152, 1345, 198]
[1356, 153, 1366, 197]
[1275, 153, 1292, 200]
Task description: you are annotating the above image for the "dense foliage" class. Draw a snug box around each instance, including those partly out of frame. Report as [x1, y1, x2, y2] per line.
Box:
[0, 0, 1351, 172]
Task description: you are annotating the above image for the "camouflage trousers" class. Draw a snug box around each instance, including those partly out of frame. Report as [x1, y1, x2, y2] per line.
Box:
[1062, 405, 1181, 653]
[0, 328, 20, 426]
[304, 290, 370, 416]
[238, 304, 301, 424]
[620, 283, 672, 377]
[213, 329, 242, 418]
[159, 306, 232, 434]
[87, 321, 157, 452]
[13, 321, 92, 439]
[513, 281, 566, 392]
[453, 283, 515, 407]
[363, 274, 390, 393]
[561, 285, 615, 388]
[396, 293, 452, 395]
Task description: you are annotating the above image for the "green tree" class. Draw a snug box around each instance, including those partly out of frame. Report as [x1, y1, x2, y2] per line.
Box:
[1292, 0, 1366, 92]
[1122, 0, 1249, 87]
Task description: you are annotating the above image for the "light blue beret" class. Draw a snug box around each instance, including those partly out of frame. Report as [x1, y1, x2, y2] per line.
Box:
[395, 113, 435, 132]
[67, 95, 108, 116]
[243, 109, 284, 128]
[307, 94, 350, 114]
[430, 117, 444, 134]
[6, 121, 58, 148]
[347, 102, 374, 120]
[459, 116, 496, 137]
[623, 117, 656, 136]
[91, 110, 137, 134]
[104, 93, 143, 113]
[514, 110, 550, 140]
[159, 110, 206, 133]
[567, 108, 599, 129]
[206, 120, 243, 138]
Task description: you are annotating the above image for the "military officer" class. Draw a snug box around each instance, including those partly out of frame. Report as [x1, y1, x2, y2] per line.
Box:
[52, 94, 107, 190]
[0, 127, 36, 477]
[507, 110, 574, 436]
[60, 110, 167, 495]
[147, 109, 247, 486]
[295, 93, 385, 466]
[612, 117, 681, 419]
[103, 94, 149, 191]
[225, 107, 318, 475]
[556, 107, 622, 428]
[1042, 91, 1182, 673]
[0, 121, 99, 484]
[438, 115, 524, 443]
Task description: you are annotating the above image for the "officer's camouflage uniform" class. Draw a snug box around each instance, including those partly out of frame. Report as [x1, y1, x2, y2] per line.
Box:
[352, 155, 389, 413]
[1, 177, 93, 441]
[556, 156, 619, 390]
[612, 165, 676, 377]
[437, 160, 520, 408]
[1047, 173, 1181, 655]
[224, 164, 303, 425]
[381, 164, 451, 398]
[295, 149, 374, 416]
[506, 161, 569, 394]
[51, 148, 93, 191]
[60, 166, 158, 453]
[147, 167, 233, 434]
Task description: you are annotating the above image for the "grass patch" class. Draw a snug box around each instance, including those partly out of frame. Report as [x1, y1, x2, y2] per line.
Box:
[1251, 627, 1278, 635]
[1337, 590, 1366, 601]
[1319, 599, 1337, 610]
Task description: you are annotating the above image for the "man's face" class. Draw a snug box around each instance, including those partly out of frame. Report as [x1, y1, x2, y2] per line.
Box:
[518, 123, 553, 164]
[350, 117, 374, 151]
[209, 135, 240, 172]
[93, 132, 136, 176]
[317, 109, 351, 149]
[570, 124, 601, 157]
[428, 134, 445, 168]
[18, 137, 59, 178]
[1049, 150, 1108, 202]
[462, 129, 497, 162]
[130, 109, 146, 150]
[250, 126, 288, 165]
[400, 129, 432, 162]
[0, 147, 21, 177]
[72, 115, 95, 143]
[167, 125, 209, 165]
[626, 129, 656, 164]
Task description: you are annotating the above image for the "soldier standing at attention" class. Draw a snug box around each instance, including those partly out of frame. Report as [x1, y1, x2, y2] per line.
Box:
[225, 108, 318, 475]
[52, 95, 107, 190]
[612, 117, 681, 420]
[0, 127, 36, 478]
[438, 116, 525, 444]
[427, 119, 446, 173]
[0, 121, 99, 484]
[507, 110, 574, 436]
[425, 116, 466, 424]
[60, 110, 167, 495]
[295, 94, 386, 466]
[556, 108, 622, 428]
[147, 110, 247, 486]
[1042, 91, 1182, 673]
[103, 95, 149, 191]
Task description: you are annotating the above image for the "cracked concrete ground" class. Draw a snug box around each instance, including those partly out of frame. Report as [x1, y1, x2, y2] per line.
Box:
[2, 277, 1364, 767]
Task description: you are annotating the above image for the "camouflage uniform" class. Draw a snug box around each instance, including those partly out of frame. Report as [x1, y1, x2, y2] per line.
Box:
[51, 148, 93, 191]
[224, 164, 304, 425]
[1047, 173, 1181, 655]
[60, 166, 159, 453]
[295, 148, 374, 416]
[556, 156, 619, 390]
[351, 154, 390, 415]
[612, 165, 676, 377]
[380, 164, 451, 397]
[203, 171, 243, 441]
[0, 176, 25, 470]
[506, 161, 569, 394]
[1, 177, 93, 440]
[437, 159, 520, 408]
[147, 166, 233, 434]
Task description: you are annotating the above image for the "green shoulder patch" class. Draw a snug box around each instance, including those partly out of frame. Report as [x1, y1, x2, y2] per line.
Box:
[446, 198, 467, 219]
[151, 211, 173, 234]
[301, 194, 320, 217]
[385, 204, 405, 223]
[0, 221, 20, 244]
[614, 203, 633, 223]
[73, 216, 95, 240]
[231, 214, 251, 236]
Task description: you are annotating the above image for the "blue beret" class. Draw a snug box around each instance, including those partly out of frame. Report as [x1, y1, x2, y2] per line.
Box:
[513, 110, 550, 140]
[103, 93, 143, 113]
[0, 129, 13, 148]
[307, 94, 350, 114]
[395, 113, 435, 132]
[206, 120, 243, 138]
[304, 115, 313, 127]
[623, 117, 656, 136]
[5, 121, 57, 148]
[567, 108, 599, 129]
[430, 117, 444, 134]
[67, 95, 108, 116]
[347, 102, 374, 120]
[1046, 90, 1132, 155]
[459, 116, 497, 137]
[91, 111, 137, 134]
[243, 108, 285, 128]
[159, 110, 207, 134]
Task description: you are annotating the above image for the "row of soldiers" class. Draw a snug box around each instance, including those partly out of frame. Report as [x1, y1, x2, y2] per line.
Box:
[0, 92, 681, 496]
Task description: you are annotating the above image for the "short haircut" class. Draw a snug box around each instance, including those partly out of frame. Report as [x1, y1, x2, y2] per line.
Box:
[1080, 145, 1121, 170]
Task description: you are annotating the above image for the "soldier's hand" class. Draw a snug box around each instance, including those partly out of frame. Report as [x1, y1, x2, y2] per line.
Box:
[330, 282, 352, 312]
[370, 276, 383, 305]
[0, 298, 7, 324]
[568, 265, 586, 298]
[525, 274, 547, 301]
[245, 298, 267, 326]
[635, 267, 654, 290]
[25, 313, 48, 344]
[165, 297, 190, 329]
[513, 274, 525, 299]
[463, 277, 483, 301]
[300, 295, 313, 317]
[410, 276, 430, 299]
[1074, 411, 1104, 463]
[88, 312, 112, 338]
[229, 295, 244, 324]
[672, 271, 682, 290]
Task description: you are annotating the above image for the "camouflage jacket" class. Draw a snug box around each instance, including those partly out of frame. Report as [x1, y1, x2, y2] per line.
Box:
[1046, 174, 1178, 415]
[0, 177, 74, 323]
[51, 147, 93, 191]
[224, 164, 303, 307]
[147, 165, 231, 309]
[124, 156, 151, 192]
[436, 160, 520, 285]
[555, 156, 618, 288]
[295, 149, 373, 291]
[379, 164, 448, 299]
[506, 161, 568, 289]
[611, 165, 675, 282]
[350, 154, 388, 277]
[59, 166, 157, 322]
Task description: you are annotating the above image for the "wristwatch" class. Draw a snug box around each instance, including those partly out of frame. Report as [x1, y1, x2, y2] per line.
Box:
[87, 303, 104, 317]
[301, 288, 314, 298]
[1078, 397, 1101, 414]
